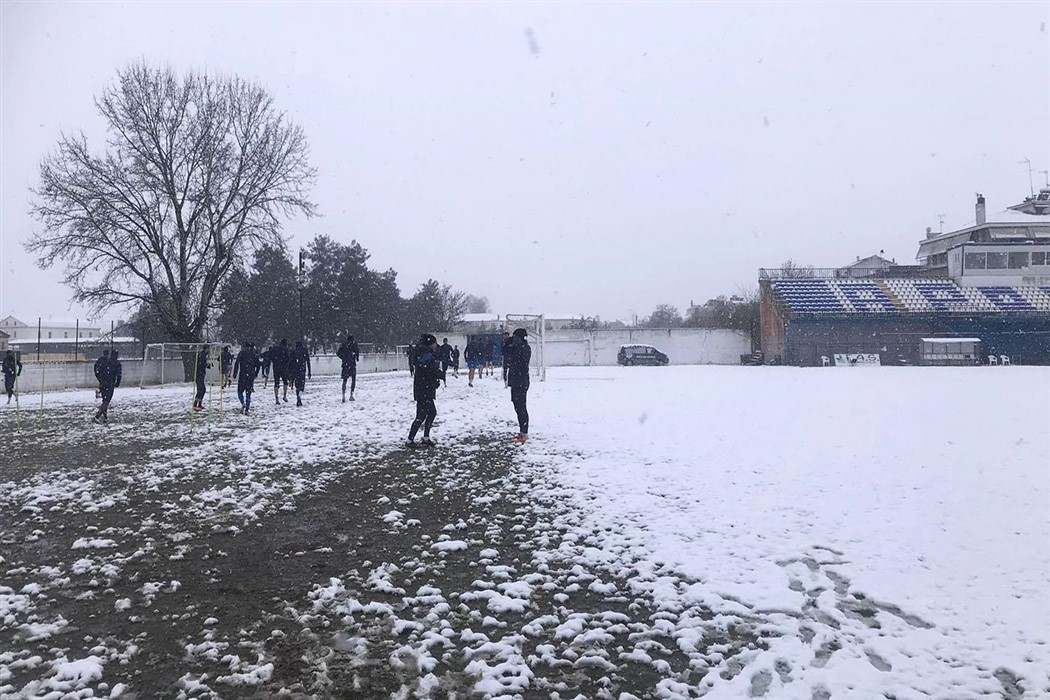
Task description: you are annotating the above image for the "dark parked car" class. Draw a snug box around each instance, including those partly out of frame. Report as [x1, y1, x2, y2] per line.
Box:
[617, 344, 669, 366]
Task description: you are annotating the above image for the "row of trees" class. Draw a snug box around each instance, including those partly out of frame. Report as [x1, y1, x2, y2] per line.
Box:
[214, 236, 476, 351]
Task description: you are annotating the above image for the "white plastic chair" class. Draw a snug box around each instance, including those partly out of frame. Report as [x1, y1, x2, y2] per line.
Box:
[1000, 355, 1011, 366]
[821, 355, 830, 367]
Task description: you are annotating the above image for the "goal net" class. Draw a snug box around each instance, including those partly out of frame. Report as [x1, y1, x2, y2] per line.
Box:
[504, 314, 546, 381]
[140, 343, 227, 389]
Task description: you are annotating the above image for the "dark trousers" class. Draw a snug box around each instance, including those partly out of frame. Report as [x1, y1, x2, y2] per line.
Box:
[342, 366, 356, 395]
[409, 399, 437, 440]
[511, 386, 529, 435]
[195, 376, 206, 406]
[4, 373, 14, 398]
[95, 385, 115, 419]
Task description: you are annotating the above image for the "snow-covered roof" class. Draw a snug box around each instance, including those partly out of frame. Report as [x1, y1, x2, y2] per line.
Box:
[921, 338, 981, 343]
[461, 313, 500, 323]
[10, 336, 138, 345]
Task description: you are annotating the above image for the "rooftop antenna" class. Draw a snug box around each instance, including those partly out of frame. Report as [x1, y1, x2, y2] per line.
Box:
[937, 214, 945, 233]
[1019, 158, 1034, 196]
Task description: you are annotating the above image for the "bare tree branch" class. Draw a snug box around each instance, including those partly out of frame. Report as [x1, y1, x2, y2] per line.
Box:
[27, 62, 317, 343]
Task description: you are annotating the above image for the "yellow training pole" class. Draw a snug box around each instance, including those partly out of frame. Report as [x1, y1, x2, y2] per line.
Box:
[192, 348, 200, 419]
[38, 361, 45, 424]
[207, 346, 215, 421]
[218, 347, 224, 421]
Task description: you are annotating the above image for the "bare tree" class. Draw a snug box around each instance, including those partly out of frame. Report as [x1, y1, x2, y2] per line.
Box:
[777, 259, 815, 279]
[28, 63, 317, 344]
[438, 285, 469, 330]
[462, 294, 491, 314]
[645, 304, 684, 328]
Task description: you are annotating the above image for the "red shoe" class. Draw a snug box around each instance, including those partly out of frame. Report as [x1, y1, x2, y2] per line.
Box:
[193, 405, 204, 412]
[512, 434, 528, 444]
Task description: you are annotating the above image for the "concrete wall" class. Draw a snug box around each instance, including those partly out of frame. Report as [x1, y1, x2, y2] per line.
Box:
[539, 328, 749, 366]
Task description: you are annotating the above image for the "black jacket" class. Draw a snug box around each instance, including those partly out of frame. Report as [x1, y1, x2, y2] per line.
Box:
[98, 356, 122, 388]
[337, 340, 360, 367]
[504, 336, 532, 389]
[233, 348, 261, 381]
[260, 347, 273, 375]
[195, 349, 211, 379]
[2, 354, 22, 377]
[451, 347, 460, 363]
[463, 342, 481, 363]
[272, 344, 290, 375]
[438, 343, 452, 363]
[93, 355, 108, 381]
[412, 343, 444, 402]
[220, 348, 234, 371]
[290, 346, 311, 379]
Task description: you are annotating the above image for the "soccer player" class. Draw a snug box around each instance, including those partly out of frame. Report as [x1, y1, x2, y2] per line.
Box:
[504, 328, 532, 443]
[93, 349, 110, 399]
[464, 339, 483, 387]
[272, 339, 291, 404]
[290, 340, 311, 407]
[233, 341, 262, 415]
[2, 350, 22, 404]
[438, 338, 453, 387]
[260, 344, 274, 388]
[220, 346, 234, 389]
[337, 334, 360, 402]
[193, 345, 211, 412]
[407, 334, 444, 447]
[93, 350, 122, 424]
[451, 345, 460, 378]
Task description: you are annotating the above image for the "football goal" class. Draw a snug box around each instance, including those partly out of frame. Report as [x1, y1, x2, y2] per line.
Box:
[504, 314, 546, 381]
[140, 343, 227, 389]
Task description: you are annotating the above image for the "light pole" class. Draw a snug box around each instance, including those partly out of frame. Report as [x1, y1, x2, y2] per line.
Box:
[298, 248, 305, 343]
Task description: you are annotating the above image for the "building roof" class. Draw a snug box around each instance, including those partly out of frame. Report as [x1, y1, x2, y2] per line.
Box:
[0, 330, 8, 339]
[461, 313, 500, 323]
[842, 254, 894, 269]
[0, 316, 101, 330]
[10, 336, 138, 345]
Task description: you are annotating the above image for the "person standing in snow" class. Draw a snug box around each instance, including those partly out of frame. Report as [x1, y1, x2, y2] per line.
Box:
[438, 338, 453, 387]
[220, 345, 234, 389]
[3, 349, 22, 404]
[93, 349, 110, 399]
[451, 344, 460, 378]
[233, 341, 261, 415]
[504, 328, 532, 443]
[260, 343, 274, 388]
[289, 340, 311, 407]
[407, 333, 444, 447]
[272, 338, 291, 404]
[337, 334, 360, 402]
[464, 338, 483, 387]
[193, 345, 211, 412]
[93, 350, 122, 424]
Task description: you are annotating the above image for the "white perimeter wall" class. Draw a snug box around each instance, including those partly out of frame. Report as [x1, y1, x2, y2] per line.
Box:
[9, 333, 747, 393]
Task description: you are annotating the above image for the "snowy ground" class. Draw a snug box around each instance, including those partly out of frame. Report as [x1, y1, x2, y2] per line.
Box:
[0, 366, 1047, 699]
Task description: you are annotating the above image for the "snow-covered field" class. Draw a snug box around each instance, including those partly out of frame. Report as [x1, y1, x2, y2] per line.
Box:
[0, 365, 1047, 699]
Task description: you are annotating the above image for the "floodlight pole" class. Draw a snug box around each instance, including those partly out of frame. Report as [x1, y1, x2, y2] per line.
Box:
[298, 248, 305, 342]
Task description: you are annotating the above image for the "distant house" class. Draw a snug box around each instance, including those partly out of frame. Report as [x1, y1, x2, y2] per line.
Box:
[841, 254, 895, 271]
[0, 329, 8, 352]
[0, 316, 101, 341]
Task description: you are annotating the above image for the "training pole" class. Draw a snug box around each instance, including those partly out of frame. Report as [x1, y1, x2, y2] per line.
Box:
[191, 348, 199, 418]
[38, 361, 45, 423]
[207, 346, 214, 421]
[218, 348, 224, 421]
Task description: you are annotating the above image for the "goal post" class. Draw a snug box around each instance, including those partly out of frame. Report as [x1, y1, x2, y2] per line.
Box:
[504, 314, 546, 381]
[140, 343, 226, 389]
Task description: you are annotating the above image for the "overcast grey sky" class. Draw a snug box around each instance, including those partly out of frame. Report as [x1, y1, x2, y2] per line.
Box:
[2, 1, 1048, 327]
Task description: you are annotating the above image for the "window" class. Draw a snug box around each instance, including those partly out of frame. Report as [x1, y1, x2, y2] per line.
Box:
[1008, 252, 1028, 269]
[986, 252, 1008, 269]
[964, 252, 986, 269]
[48, 331, 52, 338]
[1033, 252, 1047, 266]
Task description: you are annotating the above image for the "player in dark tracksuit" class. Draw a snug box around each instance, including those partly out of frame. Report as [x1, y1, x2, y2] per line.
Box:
[272, 339, 291, 404]
[93, 350, 122, 424]
[193, 346, 211, 411]
[3, 350, 22, 404]
[233, 342, 261, 415]
[407, 334, 444, 447]
[464, 339, 483, 387]
[290, 340, 311, 407]
[260, 345, 274, 388]
[504, 328, 532, 443]
[93, 349, 110, 398]
[438, 339, 453, 387]
[451, 345, 460, 378]
[220, 346, 234, 389]
[337, 335, 360, 402]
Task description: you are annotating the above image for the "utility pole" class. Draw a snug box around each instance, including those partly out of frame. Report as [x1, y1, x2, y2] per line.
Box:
[1019, 158, 1034, 197]
[298, 248, 305, 342]
[37, 317, 41, 361]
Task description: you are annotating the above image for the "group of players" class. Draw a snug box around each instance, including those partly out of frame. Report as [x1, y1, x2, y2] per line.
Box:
[10, 327, 533, 444]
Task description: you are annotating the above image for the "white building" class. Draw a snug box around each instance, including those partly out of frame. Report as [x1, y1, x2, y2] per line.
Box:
[0, 316, 101, 341]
